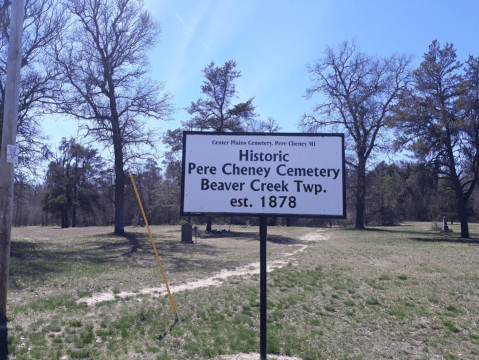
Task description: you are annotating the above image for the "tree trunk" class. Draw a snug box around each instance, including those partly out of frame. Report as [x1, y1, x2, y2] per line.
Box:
[72, 204, 76, 228]
[72, 186, 77, 227]
[355, 160, 366, 229]
[61, 207, 68, 228]
[457, 198, 470, 238]
[459, 214, 469, 238]
[14, 202, 19, 227]
[113, 140, 125, 235]
[206, 216, 212, 232]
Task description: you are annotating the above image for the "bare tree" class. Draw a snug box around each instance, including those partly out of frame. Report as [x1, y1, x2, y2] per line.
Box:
[246, 116, 282, 133]
[0, 0, 67, 180]
[54, 0, 173, 235]
[299, 38, 413, 229]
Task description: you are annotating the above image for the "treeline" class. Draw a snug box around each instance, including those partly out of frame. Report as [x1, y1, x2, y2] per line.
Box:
[15, 137, 181, 227]
[362, 161, 479, 226]
[13, 150, 479, 228]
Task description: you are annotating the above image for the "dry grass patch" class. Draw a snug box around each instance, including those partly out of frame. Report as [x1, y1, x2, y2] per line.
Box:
[6, 222, 479, 359]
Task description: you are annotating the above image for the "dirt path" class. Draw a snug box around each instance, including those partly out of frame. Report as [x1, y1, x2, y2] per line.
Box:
[218, 353, 302, 360]
[75, 230, 329, 360]
[77, 230, 329, 306]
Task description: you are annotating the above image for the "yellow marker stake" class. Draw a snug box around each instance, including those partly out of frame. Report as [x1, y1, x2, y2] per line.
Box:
[129, 172, 177, 313]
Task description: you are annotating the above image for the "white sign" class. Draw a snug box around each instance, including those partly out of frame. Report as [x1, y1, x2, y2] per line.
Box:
[181, 132, 345, 218]
[6, 145, 18, 165]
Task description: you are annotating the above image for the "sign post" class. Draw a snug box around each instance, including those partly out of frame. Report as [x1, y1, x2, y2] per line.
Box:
[181, 132, 346, 359]
[259, 215, 267, 360]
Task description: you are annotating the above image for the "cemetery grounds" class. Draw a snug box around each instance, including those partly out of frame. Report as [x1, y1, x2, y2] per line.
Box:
[5, 222, 479, 359]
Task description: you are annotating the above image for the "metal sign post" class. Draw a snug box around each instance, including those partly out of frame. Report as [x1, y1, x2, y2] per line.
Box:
[180, 131, 346, 359]
[259, 215, 267, 360]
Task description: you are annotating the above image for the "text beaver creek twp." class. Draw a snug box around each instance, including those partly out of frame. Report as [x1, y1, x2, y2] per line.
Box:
[187, 149, 340, 194]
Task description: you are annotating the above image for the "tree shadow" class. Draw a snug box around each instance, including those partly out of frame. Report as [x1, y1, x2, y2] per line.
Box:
[122, 233, 143, 258]
[10, 240, 114, 289]
[266, 234, 310, 245]
[9, 228, 308, 290]
[0, 322, 7, 358]
[339, 226, 449, 237]
[202, 229, 307, 245]
[93, 231, 233, 274]
[409, 237, 479, 245]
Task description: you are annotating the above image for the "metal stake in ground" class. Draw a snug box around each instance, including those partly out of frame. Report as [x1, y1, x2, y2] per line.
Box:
[260, 215, 267, 360]
[129, 173, 178, 320]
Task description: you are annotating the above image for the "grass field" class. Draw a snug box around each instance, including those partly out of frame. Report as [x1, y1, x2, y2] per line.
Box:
[6, 222, 479, 359]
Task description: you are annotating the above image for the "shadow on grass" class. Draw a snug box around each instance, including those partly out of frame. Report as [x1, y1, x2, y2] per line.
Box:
[201, 229, 307, 245]
[123, 233, 143, 257]
[409, 237, 479, 245]
[200, 230, 258, 240]
[11, 229, 279, 287]
[157, 312, 179, 342]
[339, 226, 479, 244]
[9, 240, 111, 289]
[265, 234, 305, 245]
[339, 226, 451, 238]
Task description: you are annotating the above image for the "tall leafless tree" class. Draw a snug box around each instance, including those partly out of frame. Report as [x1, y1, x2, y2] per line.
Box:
[246, 116, 282, 133]
[54, 0, 173, 235]
[0, 0, 67, 180]
[299, 39, 413, 229]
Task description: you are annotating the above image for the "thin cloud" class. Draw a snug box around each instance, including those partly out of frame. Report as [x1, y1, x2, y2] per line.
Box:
[169, 2, 212, 95]
[175, 13, 193, 34]
[175, 12, 209, 50]
[199, 38, 210, 50]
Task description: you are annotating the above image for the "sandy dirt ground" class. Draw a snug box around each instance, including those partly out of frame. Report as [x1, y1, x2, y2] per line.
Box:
[76, 230, 329, 306]
[218, 353, 302, 360]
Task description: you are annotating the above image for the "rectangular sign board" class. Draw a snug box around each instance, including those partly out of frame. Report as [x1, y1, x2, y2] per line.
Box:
[181, 132, 346, 218]
[6, 144, 18, 165]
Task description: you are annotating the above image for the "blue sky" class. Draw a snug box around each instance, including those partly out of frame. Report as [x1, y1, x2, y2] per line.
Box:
[44, 0, 479, 173]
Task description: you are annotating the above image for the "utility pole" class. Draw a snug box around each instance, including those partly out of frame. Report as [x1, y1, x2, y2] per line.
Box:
[0, 0, 25, 339]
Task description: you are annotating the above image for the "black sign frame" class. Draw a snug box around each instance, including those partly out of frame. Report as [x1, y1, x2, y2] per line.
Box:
[180, 131, 346, 219]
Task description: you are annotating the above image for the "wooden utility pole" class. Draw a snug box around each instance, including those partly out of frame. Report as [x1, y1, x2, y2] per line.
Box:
[0, 0, 25, 332]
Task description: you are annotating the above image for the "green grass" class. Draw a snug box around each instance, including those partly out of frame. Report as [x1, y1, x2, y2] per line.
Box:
[78, 291, 93, 298]
[7, 223, 479, 359]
